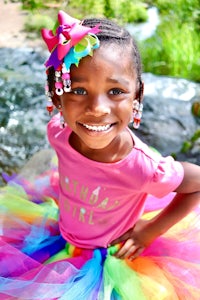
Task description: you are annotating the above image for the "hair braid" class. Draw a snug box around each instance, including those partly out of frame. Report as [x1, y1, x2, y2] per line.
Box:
[82, 18, 142, 83]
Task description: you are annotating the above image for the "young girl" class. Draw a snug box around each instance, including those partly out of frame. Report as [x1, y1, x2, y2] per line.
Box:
[0, 10, 200, 299]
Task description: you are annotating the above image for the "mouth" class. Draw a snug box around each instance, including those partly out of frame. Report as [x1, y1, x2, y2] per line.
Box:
[80, 123, 114, 132]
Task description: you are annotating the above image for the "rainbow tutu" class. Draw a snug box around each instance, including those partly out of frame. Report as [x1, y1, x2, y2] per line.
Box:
[0, 167, 200, 299]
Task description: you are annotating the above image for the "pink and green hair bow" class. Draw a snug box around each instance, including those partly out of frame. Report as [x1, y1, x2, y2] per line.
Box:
[41, 10, 100, 71]
[42, 11, 100, 118]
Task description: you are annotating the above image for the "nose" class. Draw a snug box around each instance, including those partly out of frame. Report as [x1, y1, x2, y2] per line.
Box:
[85, 94, 111, 117]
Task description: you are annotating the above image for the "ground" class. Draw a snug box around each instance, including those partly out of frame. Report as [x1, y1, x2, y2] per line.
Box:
[0, 1, 43, 48]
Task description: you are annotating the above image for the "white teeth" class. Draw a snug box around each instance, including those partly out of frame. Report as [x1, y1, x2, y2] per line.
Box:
[82, 124, 111, 132]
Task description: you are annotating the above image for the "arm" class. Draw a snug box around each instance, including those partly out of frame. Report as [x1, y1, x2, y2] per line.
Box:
[111, 162, 200, 260]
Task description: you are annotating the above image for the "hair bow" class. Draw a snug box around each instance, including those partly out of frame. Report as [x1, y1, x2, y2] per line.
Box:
[41, 10, 100, 70]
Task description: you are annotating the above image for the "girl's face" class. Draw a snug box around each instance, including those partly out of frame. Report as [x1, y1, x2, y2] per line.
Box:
[58, 44, 139, 159]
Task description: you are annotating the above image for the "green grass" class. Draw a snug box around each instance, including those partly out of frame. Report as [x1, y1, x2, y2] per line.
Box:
[181, 129, 200, 153]
[139, 20, 200, 82]
[24, 13, 55, 33]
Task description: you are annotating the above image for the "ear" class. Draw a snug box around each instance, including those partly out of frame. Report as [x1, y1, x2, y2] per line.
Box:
[52, 93, 62, 111]
[135, 80, 144, 102]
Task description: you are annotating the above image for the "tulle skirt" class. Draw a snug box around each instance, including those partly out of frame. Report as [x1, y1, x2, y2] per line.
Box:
[1, 168, 200, 300]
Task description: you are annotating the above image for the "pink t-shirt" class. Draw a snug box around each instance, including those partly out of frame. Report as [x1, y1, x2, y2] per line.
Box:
[47, 114, 184, 249]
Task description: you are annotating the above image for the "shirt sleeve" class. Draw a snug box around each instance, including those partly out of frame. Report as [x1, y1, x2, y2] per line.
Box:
[143, 155, 184, 198]
[47, 113, 61, 148]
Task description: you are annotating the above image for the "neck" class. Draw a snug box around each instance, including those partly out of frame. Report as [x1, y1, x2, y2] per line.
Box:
[69, 129, 134, 163]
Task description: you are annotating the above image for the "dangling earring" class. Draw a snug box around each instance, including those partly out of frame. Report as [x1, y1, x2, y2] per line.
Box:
[132, 80, 144, 129]
[60, 111, 65, 128]
[57, 105, 65, 128]
[45, 73, 54, 116]
[132, 99, 143, 129]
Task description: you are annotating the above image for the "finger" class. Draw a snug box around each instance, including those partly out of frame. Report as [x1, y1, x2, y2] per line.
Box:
[111, 229, 132, 245]
[128, 247, 144, 261]
[115, 239, 136, 258]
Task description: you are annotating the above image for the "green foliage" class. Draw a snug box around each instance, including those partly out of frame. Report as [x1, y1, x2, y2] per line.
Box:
[191, 129, 200, 142]
[68, 0, 148, 22]
[67, 0, 105, 19]
[181, 129, 200, 153]
[118, 1, 148, 23]
[139, 20, 200, 81]
[148, 0, 200, 29]
[139, 0, 200, 82]
[181, 140, 192, 153]
[104, 0, 115, 18]
[21, 0, 44, 10]
[18, 0, 148, 30]
[24, 13, 55, 32]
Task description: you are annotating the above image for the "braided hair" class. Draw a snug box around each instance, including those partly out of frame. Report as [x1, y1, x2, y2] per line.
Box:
[48, 17, 143, 100]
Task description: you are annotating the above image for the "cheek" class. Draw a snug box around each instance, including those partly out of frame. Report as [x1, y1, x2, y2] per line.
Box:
[61, 100, 83, 125]
[60, 100, 73, 119]
[117, 100, 132, 119]
[60, 97, 74, 113]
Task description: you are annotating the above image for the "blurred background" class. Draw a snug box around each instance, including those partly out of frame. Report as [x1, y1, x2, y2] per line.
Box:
[0, 0, 200, 185]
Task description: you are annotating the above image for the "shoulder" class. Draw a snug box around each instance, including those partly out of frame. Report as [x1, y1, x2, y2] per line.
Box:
[47, 113, 60, 131]
[130, 130, 163, 165]
[130, 130, 178, 168]
[129, 131, 184, 195]
[47, 113, 71, 146]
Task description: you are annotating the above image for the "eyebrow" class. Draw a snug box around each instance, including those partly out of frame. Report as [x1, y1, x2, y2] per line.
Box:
[71, 76, 86, 82]
[72, 76, 130, 86]
[107, 77, 130, 86]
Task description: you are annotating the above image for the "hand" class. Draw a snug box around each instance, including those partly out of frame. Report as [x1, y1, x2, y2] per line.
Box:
[110, 219, 157, 260]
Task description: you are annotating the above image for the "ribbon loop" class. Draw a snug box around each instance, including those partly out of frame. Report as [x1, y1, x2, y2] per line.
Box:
[41, 10, 100, 70]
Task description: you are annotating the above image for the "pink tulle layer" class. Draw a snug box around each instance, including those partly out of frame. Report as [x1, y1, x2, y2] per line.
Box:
[0, 171, 200, 299]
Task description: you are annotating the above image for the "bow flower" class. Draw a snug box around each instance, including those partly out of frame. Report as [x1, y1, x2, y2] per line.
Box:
[41, 10, 100, 70]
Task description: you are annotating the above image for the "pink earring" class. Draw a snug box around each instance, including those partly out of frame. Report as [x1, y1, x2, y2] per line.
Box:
[60, 111, 65, 128]
[57, 105, 65, 128]
[46, 98, 54, 116]
[45, 70, 54, 116]
[132, 99, 143, 129]
[45, 73, 54, 116]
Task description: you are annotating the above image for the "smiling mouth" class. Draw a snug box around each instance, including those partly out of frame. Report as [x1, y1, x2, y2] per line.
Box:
[81, 123, 113, 132]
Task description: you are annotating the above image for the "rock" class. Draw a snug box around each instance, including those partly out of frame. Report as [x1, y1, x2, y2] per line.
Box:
[134, 73, 200, 161]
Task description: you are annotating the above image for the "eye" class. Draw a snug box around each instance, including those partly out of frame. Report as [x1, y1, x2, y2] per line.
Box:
[72, 88, 87, 95]
[109, 88, 123, 95]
